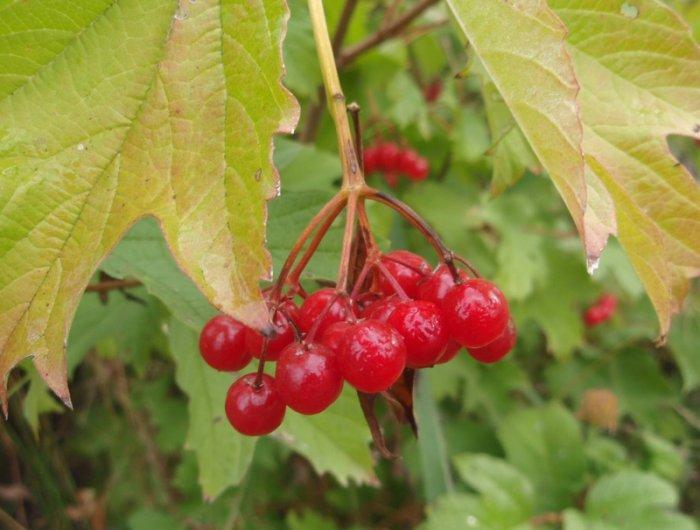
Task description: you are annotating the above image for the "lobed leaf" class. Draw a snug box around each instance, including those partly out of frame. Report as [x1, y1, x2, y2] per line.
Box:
[0, 0, 298, 407]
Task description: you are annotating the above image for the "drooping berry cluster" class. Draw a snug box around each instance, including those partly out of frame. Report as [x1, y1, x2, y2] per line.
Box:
[583, 294, 618, 327]
[363, 142, 429, 186]
[199, 250, 515, 437]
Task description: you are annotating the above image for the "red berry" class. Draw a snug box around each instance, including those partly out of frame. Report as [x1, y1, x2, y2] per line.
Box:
[437, 340, 460, 364]
[377, 142, 401, 171]
[225, 373, 285, 436]
[583, 294, 617, 327]
[298, 288, 353, 337]
[245, 299, 299, 361]
[199, 315, 252, 371]
[362, 295, 400, 322]
[417, 264, 469, 306]
[363, 146, 380, 174]
[397, 149, 422, 176]
[275, 342, 343, 414]
[424, 79, 443, 103]
[467, 319, 517, 363]
[387, 300, 449, 368]
[442, 279, 509, 348]
[376, 250, 431, 298]
[338, 320, 406, 393]
[320, 321, 354, 355]
[409, 157, 429, 181]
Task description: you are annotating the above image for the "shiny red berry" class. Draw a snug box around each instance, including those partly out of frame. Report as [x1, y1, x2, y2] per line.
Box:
[245, 299, 299, 361]
[467, 319, 517, 363]
[320, 321, 353, 355]
[199, 315, 252, 371]
[424, 79, 443, 103]
[338, 320, 406, 393]
[417, 264, 469, 306]
[409, 157, 429, 181]
[363, 146, 380, 174]
[583, 294, 618, 327]
[298, 288, 353, 337]
[361, 295, 400, 322]
[388, 300, 449, 368]
[437, 340, 460, 364]
[275, 342, 343, 415]
[225, 373, 285, 436]
[442, 279, 509, 348]
[377, 142, 401, 171]
[376, 250, 431, 298]
[397, 149, 422, 176]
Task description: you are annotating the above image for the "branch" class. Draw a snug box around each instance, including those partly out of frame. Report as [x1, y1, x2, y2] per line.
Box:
[337, 0, 440, 68]
[85, 278, 142, 293]
[0, 507, 26, 530]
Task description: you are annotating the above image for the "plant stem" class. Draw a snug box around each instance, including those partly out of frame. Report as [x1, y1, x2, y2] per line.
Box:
[0, 507, 26, 530]
[85, 278, 142, 292]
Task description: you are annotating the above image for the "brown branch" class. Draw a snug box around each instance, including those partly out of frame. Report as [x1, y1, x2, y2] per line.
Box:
[84, 278, 142, 293]
[530, 512, 563, 527]
[0, 507, 26, 530]
[337, 0, 440, 68]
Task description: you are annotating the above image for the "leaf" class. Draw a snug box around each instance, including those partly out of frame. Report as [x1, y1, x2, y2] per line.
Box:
[452, 454, 534, 525]
[287, 510, 339, 530]
[23, 366, 61, 435]
[278, 386, 378, 486]
[128, 508, 187, 530]
[274, 137, 341, 191]
[548, 0, 700, 337]
[168, 319, 256, 501]
[0, 0, 298, 407]
[667, 290, 700, 392]
[574, 470, 698, 530]
[498, 403, 586, 512]
[446, 0, 586, 239]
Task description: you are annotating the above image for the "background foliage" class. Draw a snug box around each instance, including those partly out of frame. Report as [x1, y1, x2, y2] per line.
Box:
[1, 1, 699, 529]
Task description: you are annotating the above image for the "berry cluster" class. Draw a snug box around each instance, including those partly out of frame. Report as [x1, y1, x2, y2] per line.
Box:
[363, 142, 429, 186]
[583, 294, 618, 327]
[199, 250, 515, 437]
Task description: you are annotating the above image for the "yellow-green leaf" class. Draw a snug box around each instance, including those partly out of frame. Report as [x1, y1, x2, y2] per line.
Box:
[446, 0, 586, 236]
[550, 0, 700, 338]
[0, 0, 298, 408]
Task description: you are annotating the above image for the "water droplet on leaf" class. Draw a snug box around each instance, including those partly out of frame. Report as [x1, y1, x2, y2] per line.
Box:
[620, 2, 638, 19]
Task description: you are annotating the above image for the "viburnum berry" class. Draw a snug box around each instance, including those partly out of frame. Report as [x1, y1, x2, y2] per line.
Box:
[467, 319, 517, 363]
[583, 294, 618, 327]
[225, 373, 285, 436]
[298, 288, 353, 337]
[417, 264, 469, 306]
[199, 315, 252, 371]
[245, 298, 299, 361]
[437, 340, 460, 364]
[361, 294, 400, 322]
[275, 342, 343, 414]
[407, 156, 429, 181]
[320, 321, 354, 355]
[388, 300, 449, 368]
[377, 142, 401, 171]
[376, 250, 430, 298]
[442, 279, 509, 348]
[424, 79, 443, 103]
[338, 320, 406, 393]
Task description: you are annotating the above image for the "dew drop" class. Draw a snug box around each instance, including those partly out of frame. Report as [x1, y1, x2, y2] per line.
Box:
[620, 2, 638, 19]
[76, 143, 86, 152]
[587, 256, 600, 275]
[467, 515, 478, 527]
[174, 8, 189, 20]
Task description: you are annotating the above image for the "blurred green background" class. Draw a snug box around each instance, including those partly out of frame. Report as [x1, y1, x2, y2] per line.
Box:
[1, 1, 699, 529]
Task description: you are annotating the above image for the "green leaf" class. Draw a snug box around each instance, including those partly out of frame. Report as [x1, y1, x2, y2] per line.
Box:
[23, 366, 61, 435]
[274, 137, 341, 191]
[278, 386, 377, 487]
[498, 403, 586, 512]
[0, 0, 298, 405]
[168, 319, 256, 500]
[667, 290, 700, 392]
[576, 470, 698, 530]
[67, 289, 163, 374]
[128, 508, 186, 530]
[450, 107, 491, 164]
[452, 454, 534, 524]
[447, 0, 586, 239]
[549, 0, 700, 337]
[287, 510, 339, 530]
[387, 71, 431, 136]
[284, 0, 322, 99]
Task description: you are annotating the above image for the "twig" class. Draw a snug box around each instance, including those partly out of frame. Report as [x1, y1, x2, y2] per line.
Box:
[530, 512, 563, 527]
[0, 507, 26, 530]
[300, 0, 359, 142]
[338, 0, 440, 68]
[84, 278, 142, 292]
